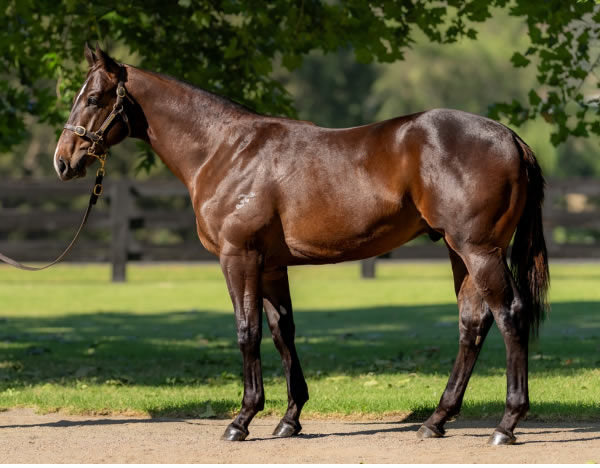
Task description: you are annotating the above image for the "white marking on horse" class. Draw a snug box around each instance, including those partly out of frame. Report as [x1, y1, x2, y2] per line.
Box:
[236, 192, 256, 210]
[53, 145, 61, 176]
[76, 77, 91, 104]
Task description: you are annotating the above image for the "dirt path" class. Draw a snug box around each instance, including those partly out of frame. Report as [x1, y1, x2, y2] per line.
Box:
[1, 409, 598, 463]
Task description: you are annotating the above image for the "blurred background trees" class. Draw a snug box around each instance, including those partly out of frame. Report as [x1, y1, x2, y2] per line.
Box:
[2, 1, 600, 179]
[278, 8, 600, 178]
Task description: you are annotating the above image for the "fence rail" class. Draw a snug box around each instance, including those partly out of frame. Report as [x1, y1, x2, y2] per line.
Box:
[0, 177, 598, 280]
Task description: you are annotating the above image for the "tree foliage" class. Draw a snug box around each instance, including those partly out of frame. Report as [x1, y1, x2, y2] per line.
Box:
[0, 0, 496, 154]
[277, 48, 381, 128]
[367, 9, 600, 177]
[489, 0, 600, 146]
[2, 0, 600, 157]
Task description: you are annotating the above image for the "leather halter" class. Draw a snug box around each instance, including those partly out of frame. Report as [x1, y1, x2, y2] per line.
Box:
[0, 71, 134, 271]
[63, 77, 133, 159]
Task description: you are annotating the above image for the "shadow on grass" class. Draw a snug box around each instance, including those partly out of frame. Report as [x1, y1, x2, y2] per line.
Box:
[1, 302, 598, 387]
[0, 302, 598, 422]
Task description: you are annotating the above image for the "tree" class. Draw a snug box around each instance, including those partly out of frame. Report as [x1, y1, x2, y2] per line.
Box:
[489, 0, 600, 147]
[276, 48, 380, 129]
[2, 0, 600, 159]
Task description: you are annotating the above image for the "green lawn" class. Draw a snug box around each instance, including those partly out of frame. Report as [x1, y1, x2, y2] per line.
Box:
[0, 262, 598, 421]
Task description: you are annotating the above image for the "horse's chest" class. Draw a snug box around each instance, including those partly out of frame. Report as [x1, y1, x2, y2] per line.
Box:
[192, 186, 275, 255]
[194, 218, 220, 256]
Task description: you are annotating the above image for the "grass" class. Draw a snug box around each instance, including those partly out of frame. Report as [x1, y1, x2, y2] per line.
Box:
[0, 261, 598, 421]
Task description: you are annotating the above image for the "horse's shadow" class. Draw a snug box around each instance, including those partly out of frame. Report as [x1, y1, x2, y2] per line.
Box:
[3, 416, 599, 446]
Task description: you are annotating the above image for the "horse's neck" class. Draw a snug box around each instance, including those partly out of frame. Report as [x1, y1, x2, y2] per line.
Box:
[125, 66, 254, 186]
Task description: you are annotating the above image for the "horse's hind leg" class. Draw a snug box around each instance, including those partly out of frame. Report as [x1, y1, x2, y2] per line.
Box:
[453, 244, 530, 445]
[418, 247, 493, 439]
[262, 267, 309, 437]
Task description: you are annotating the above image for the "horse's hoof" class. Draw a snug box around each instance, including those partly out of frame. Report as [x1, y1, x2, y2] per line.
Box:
[487, 430, 516, 446]
[416, 424, 444, 439]
[273, 420, 302, 437]
[221, 424, 249, 441]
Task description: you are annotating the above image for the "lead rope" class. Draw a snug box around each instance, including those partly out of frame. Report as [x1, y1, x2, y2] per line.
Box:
[0, 155, 107, 271]
[0, 71, 131, 271]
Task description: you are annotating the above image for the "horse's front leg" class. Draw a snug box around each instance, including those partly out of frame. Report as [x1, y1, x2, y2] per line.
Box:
[262, 267, 309, 437]
[220, 246, 264, 441]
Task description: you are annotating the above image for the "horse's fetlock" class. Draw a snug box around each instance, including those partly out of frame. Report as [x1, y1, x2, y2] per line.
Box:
[257, 396, 266, 412]
[295, 388, 309, 406]
[439, 400, 461, 418]
[506, 393, 529, 415]
[243, 392, 265, 411]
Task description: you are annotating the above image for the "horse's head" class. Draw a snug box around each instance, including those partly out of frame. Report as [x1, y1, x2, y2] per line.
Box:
[54, 44, 130, 180]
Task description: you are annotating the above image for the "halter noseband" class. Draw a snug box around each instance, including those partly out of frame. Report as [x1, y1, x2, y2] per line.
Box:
[63, 75, 133, 161]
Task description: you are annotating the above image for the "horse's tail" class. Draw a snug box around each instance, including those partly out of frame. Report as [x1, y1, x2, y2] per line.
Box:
[510, 135, 550, 336]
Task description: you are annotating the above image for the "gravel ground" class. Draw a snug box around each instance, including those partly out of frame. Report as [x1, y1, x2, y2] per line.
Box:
[1, 408, 599, 464]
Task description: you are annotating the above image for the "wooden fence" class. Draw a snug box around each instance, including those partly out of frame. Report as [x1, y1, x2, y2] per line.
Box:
[0, 178, 213, 281]
[0, 177, 599, 281]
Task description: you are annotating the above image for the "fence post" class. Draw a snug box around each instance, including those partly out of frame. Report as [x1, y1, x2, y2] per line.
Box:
[361, 257, 376, 278]
[110, 179, 130, 282]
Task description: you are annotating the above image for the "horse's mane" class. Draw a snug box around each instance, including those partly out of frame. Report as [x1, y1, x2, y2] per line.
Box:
[139, 67, 259, 116]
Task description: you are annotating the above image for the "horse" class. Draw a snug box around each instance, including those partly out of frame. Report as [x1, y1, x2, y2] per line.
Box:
[53, 44, 549, 445]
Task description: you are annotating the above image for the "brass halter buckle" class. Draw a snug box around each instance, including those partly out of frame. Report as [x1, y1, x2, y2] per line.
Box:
[92, 155, 107, 197]
[94, 153, 107, 170]
[93, 183, 104, 197]
[75, 126, 86, 136]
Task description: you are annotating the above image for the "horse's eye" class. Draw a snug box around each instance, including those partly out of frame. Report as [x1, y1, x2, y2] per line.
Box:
[87, 96, 98, 106]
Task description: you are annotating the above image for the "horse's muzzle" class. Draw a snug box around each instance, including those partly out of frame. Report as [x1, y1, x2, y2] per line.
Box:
[56, 156, 69, 179]
[55, 151, 88, 181]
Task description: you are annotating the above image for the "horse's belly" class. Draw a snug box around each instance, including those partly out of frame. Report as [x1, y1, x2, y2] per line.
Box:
[281, 203, 427, 264]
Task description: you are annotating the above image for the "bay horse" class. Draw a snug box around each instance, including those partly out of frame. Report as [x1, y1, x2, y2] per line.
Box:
[53, 45, 549, 445]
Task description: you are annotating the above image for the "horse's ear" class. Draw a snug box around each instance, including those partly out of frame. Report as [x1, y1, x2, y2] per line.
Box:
[84, 43, 96, 67]
[95, 43, 120, 76]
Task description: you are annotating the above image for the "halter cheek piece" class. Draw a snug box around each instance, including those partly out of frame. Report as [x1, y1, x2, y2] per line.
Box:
[64, 79, 133, 165]
[63, 76, 133, 197]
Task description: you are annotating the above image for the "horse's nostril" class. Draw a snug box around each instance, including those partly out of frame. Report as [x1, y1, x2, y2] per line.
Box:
[57, 157, 68, 176]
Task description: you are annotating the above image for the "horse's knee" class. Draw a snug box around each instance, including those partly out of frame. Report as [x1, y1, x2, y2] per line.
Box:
[237, 323, 261, 351]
